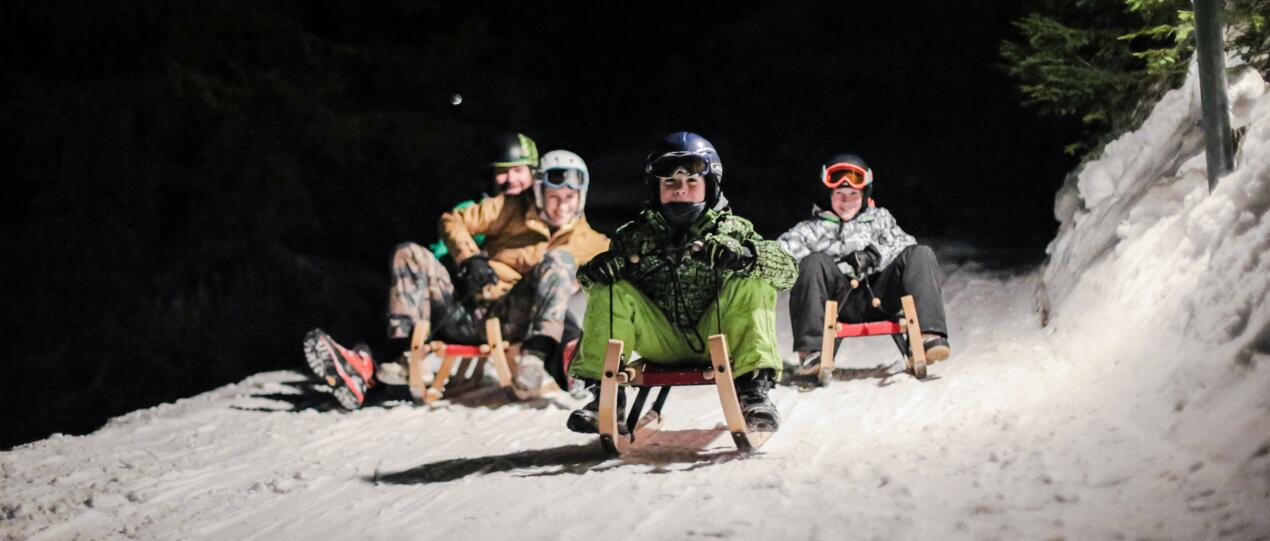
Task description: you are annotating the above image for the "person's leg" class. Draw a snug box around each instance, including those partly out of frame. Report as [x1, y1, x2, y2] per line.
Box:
[572, 280, 710, 382]
[546, 313, 581, 390]
[568, 280, 707, 433]
[704, 276, 784, 379]
[869, 245, 947, 337]
[524, 249, 577, 344]
[701, 275, 783, 431]
[378, 243, 459, 385]
[859, 244, 950, 361]
[387, 242, 456, 341]
[492, 249, 577, 389]
[789, 252, 849, 359]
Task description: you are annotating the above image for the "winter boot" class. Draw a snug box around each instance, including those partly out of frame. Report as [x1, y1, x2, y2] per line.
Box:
[515, 335, 556, 391]
[795, 351, 823, 376]
[375, 354, 412, 386]
[921, 335, 950, 363]
[302, 328, 375, 410]
[566, 379, 627, 435]
[736, 369, 779, 432]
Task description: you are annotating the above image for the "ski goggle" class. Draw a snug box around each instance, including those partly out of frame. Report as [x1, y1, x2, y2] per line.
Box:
[646, 152, 713, 179]
[821, 162, 872, 189]
[540, 168, 588, 190]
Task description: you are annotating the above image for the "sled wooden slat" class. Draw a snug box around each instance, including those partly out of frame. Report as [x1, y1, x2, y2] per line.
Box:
[814, 300, 840, 385]
[710, 334, 772, 451]
[620, 364, 716, 387]
[450, 357, 475, 389]
[407, 322, 429, 403]
[901, 295, 927, 379]
[435, 344, 489, 357]
[425, 355, 458, 405]
[598, 340, 628, 454]
[838, 321, 905, 337]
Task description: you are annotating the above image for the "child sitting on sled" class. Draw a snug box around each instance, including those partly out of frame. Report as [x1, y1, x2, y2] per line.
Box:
[567, 132, 797, 433]
[777, 153, 951, 376]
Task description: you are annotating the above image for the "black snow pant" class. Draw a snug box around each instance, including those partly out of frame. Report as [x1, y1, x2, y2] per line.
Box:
[790, 245, 948, 354]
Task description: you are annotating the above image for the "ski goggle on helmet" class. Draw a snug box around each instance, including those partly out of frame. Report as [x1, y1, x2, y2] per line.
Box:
[646, 152, 719, 180]
[822, 162, 873, 190]
[541, 167, 588, 190]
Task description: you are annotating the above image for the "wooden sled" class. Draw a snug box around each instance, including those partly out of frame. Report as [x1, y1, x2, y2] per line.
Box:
[406, 318, 556, 405]
[597, 334, 773, 456]
[815, 294, 928, 385]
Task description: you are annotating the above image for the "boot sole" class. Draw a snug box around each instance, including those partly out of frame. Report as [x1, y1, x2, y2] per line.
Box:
[514, 364, 546, 392]
[566, 411, 599, 434]
[302, 329, 365, 410]
[567, 409, 628, 435]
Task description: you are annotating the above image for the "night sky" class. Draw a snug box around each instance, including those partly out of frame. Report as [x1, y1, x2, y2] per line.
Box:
[1, 0, 1080, 448]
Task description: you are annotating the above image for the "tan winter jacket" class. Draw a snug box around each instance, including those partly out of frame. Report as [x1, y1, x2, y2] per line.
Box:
[440, 192, 610, 300]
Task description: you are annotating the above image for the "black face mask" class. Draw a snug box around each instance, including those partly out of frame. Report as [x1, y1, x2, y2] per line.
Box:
[660, 201, 706, 227]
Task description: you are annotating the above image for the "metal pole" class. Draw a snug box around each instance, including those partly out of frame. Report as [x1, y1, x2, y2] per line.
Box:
[1193, 0, 1235, 191]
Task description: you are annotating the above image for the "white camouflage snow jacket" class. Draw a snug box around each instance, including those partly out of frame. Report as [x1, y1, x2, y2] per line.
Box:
[777, 205, 916, 276]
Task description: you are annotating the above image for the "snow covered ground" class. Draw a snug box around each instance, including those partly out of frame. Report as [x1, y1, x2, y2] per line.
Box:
[4, 65, 1269, 540]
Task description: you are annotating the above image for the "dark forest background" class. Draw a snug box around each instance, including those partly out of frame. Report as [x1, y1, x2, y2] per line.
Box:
[1, 1, 1084, 448]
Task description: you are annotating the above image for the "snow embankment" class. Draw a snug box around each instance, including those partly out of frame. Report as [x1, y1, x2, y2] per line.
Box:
[1041, 61, 1270, 521]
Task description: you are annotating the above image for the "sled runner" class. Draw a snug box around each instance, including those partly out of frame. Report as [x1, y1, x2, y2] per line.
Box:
[817, 294, 927, 384]
[595, 334, 773, 456]
[406, 318, 556, 405]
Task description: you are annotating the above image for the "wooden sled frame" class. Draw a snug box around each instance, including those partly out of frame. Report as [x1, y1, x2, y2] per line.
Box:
[817, 294, 928, 384]
[406, 318, 553, 405]
[596, 334, 773, 456]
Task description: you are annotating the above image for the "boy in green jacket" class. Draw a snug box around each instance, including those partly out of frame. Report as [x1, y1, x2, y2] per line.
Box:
[568, 132, 797, 433]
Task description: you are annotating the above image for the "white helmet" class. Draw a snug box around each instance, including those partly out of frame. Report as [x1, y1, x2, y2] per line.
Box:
[534, 149, 590, 218]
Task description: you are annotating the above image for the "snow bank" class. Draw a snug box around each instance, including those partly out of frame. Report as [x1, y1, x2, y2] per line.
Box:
[1041, 60, 1270, 525]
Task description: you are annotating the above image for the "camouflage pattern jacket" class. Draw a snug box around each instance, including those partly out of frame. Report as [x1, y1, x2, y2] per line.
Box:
[599, 208, 797, 330]
[777, 205, 916, 276]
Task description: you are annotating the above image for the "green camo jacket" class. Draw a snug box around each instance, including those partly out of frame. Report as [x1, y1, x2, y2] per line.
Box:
[603, 208, 797, 330]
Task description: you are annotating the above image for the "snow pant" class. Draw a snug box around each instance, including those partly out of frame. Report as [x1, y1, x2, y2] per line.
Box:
[386, 243, 577, 346]
[570, 276, 784, 382]
[789, 245, 947, 354]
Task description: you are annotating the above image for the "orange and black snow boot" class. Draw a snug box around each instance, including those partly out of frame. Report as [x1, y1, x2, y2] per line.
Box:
[302, 328, 376, 410]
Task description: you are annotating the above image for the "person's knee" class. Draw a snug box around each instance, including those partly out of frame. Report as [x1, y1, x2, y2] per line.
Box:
[905, 244, 936, 264]
[392, 242, 435, 267]
[799, 251, 835, 273]
[539, 248, 577, 272]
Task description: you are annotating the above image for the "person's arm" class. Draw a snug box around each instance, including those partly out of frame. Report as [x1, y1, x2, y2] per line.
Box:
[715, 214, 798, 291]
[566, 219, 613, 267]
[576, 226, 630, 288]
[440, 195, 507, 264]
[868, 207, 917, 269]
[776, 220, 820, 265]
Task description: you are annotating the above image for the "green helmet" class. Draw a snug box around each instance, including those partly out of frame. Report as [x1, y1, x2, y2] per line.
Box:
[489, 133, 540, 169]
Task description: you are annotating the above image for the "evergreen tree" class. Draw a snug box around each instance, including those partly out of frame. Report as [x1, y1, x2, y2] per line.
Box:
[1002, 0, 1269, 156]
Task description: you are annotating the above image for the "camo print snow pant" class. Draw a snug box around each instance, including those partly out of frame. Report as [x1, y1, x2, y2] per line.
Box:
[387, 243, 577, 344]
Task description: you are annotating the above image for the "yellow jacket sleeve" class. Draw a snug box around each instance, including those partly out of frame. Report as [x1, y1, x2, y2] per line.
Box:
[440, 194, 507, 263]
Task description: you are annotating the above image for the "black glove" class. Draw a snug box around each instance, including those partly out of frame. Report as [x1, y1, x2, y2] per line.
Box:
[844, 246, 881, 277]
[578, 251, 625, 287]
[457, 255, 498, 295]
[697, 235, 755, 271]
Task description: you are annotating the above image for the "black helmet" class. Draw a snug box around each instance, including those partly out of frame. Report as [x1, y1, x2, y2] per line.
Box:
[642, 131, 724, 208]
[821, 153, 874, 207]
[489, 133, 540, 170]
